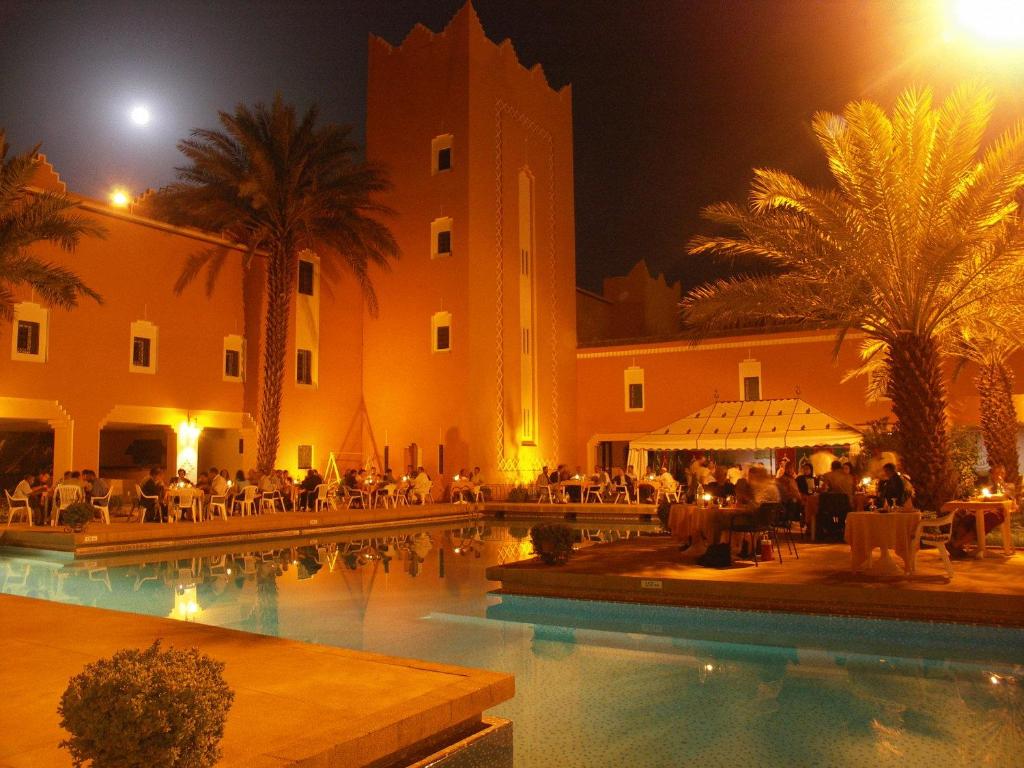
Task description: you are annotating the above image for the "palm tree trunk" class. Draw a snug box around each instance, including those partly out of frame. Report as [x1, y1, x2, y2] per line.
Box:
[886, 333, 955, 511]
[975, 361, 1021, 485]
[256, 247, 294, 473]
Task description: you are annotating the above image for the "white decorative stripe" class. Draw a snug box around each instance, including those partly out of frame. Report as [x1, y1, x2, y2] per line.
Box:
[576, 332, 865, 359]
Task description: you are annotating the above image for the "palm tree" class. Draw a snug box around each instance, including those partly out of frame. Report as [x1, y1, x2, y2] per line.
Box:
[153, 97, 398, 473]
[682, 85, 1024, 511]
[949, 317, 1024, 485]
[0, 130, 104, 320]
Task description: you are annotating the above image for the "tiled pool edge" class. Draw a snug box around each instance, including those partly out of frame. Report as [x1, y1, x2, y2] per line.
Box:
[486, 564, 1024, 628]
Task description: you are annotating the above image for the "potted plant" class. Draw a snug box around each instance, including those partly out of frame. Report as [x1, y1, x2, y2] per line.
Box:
[61, 501, 94, 532]
[530, 523, 574, 565]
[59, 640, 234, 768]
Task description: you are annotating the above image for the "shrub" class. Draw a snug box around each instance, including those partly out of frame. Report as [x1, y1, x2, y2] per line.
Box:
[62, 501, 94, 529]
[59, 640, 234, 768]
[506, 486, 531, 503]
[530, 523, 574, 565]
[109, 494, 124, 514]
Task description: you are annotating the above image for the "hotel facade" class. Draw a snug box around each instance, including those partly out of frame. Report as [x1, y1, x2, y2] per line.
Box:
[1, 4, 1021, 489]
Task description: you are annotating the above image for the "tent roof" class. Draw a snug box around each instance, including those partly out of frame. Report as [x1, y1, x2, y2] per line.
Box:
[630, 398, 862, 451]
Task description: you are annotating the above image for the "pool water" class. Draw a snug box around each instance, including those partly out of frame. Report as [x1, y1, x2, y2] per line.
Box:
[2, 521, 1022, 767]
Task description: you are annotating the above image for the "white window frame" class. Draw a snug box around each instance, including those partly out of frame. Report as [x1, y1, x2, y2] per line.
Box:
[223, 334, 244, 382]
[431, 134, 453, 174]
[431, 217, 453, 259]
[129, 320, 158, 374]
[431, 311, 452, 353]
[624, 366, 645, 412]
[739, 358, 762, 401]
[11, 302, 48, 363]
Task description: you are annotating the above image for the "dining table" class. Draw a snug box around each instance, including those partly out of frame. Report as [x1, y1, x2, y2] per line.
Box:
[844, 510, 921, 575]
[939, 498, 1015, 559]
[668, 502, 747, 557]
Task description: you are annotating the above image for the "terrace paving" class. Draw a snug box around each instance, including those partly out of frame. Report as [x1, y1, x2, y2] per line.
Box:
[0, 594, 513, 768]
[487, 535, 1024, 627]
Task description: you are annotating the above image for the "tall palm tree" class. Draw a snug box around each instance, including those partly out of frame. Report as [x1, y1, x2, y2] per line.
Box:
[949, 316, 1024, 485]
[0, 130, 104, 320]
[153, 97, 398, 473]
[682, 85, 1024, 511]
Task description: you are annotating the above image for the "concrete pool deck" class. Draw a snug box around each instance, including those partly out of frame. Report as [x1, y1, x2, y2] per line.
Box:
[487, 535, 1024, 627]
[0, 501, 655, 557]
[0, 594, 513, 768]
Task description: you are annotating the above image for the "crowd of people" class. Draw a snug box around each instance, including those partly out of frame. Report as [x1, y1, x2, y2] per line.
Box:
[9, 468, 108, 525]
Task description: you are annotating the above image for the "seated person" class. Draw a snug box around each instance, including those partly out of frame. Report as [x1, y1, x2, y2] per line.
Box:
[537, 466, 551, 489]
[140, 467, 166, 522]
[410, 467, 432, 503]
[297, 468, 321, 510]
[821, 460, 854, 498]
[874, 462, 908, 509]
[948, 464, 1014, 557]
[740, 465, 780, 510]
[795, 462, 815, 496]
[656, 466, 678, 494]
[208, 467, 228, 497]
[81, 469, 109, 503]
[173, 468, 193, 487]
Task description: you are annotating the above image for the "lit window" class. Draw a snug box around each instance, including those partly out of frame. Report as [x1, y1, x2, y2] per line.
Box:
[16, 321, 40, 355]
[11, 302, 48, 362]
[624, 366, 645, 412]
[431, 134, 453, 174]
[431, 311, 452, 353]
[431, 217, 453, 258]
[296, 349, 313, 385]
[298, 260, 315, 296]
[129, 320, 157, 373]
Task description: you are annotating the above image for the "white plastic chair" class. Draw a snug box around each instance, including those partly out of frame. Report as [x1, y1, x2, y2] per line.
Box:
[232, 486, 258, 516]
[171, 488, 197, 522]
[91, 491, 111, 525]
[260, 490, 284, 514]
[536, 484, 555, 503]
[914, 511, 955, 578]
[4, 491, 32, 527]
[585, 484, 603, 504]
[136, 484, 162, 523]
[208, 494, 228, 521]
[51, 484, 84, 526]
[612, 482, 632, 505]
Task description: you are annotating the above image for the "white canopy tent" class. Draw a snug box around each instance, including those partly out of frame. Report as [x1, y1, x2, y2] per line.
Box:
[628, 398, 862, 471]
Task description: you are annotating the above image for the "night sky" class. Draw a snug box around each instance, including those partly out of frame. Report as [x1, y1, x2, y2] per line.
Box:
[1, 1, 1022, 292]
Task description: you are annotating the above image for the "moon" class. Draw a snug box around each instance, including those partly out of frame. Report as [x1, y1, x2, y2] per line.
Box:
[129, 105, 151, 126]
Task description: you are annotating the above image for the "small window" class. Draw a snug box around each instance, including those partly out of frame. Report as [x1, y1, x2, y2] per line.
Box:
[298, 260, 315, 296]
[743, 375, 761, 401]
[132, 337, 151, 368]
[16, 321, 40, 355]
[12, 302, 48, 362]
[437, 229, 451, 255]
[436, 325, 450, 351]
[431, 134, 453, 174]
[129, 320, 157, 373]
[624, 366, 645, 412]
[224, 349, 241, 378]
[628, 383, 644, 410]
[296, 349, 313, 385]
[431, 217, 453, 258]
[431, 311, 452, 353]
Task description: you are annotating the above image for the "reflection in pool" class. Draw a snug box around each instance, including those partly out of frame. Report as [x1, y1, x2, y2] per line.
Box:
[2, 521, 1022, 767]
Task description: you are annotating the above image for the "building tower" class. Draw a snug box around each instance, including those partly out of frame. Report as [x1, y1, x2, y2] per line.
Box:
[363, 3, 577, 484]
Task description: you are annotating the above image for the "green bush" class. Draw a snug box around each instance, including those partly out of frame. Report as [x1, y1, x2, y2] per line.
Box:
[530, 523, 573, 565]
[506, 486, 531, 503]
[62, 501, 94, 529]
[59, 640, 234, 768]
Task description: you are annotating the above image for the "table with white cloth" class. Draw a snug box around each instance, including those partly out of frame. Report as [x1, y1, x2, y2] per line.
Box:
[668, 503, 746, 557]
[844, 510, 921, 575]
[939, 499, 1014, 559]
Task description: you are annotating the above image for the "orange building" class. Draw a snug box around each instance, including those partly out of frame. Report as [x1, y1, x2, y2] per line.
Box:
[1, 3, 1020, 490]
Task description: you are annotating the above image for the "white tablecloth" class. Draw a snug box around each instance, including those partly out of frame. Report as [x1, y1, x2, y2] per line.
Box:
[845, 511, 921, 574]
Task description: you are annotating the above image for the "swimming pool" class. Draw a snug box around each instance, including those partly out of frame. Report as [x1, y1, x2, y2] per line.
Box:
[2, 521, 1022, 767]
